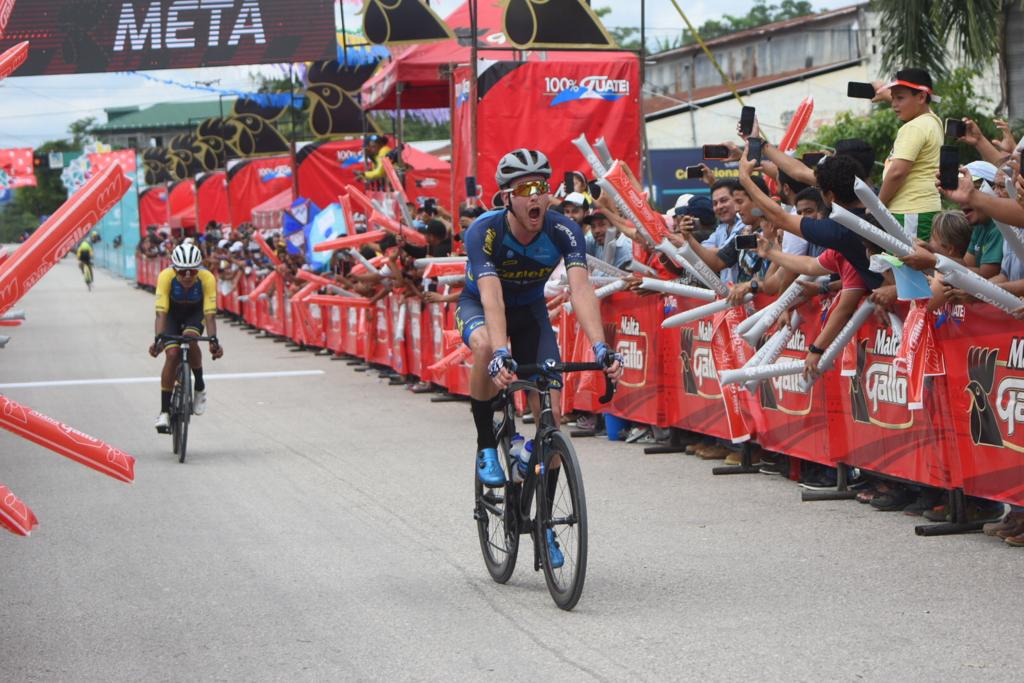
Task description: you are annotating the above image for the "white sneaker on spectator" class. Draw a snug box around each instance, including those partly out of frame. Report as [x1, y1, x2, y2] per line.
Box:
[154, 412, 170, 433]
[193, 389, 207, 416]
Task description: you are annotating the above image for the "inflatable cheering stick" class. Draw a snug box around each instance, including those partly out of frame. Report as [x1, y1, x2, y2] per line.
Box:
[0, 395, 135, 483]
[0, 485, 38, 537]
[0, 163, 132, 316]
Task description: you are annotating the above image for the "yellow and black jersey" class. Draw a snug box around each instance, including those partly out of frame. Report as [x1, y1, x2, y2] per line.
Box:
[154, 267, 217, 316]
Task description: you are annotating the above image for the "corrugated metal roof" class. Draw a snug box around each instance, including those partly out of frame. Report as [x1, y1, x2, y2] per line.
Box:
[649, 3, 865, 62]
[93, 99, 236, 132]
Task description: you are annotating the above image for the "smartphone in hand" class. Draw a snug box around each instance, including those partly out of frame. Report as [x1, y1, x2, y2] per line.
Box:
[847, 81, 876, 99]
[685, 165, 704, 180]
[739, 106, 756, 136]
[703, 144, 730, 160]
[563, 171, 575, 195]
[746, 137, 764, 163]
[944, 118, 967, 139]
[465, 176, 477, 198]
[735, 234, 758, 250]
[939, 145, 960, 190]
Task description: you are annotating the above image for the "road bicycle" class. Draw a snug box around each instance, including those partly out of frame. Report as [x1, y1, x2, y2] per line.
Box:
[158, 334, 216, 463]
[81, 262, 93, 291]
[474, 359, 614, 610]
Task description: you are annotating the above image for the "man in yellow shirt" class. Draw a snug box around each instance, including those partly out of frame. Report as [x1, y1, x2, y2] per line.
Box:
[876, 68, 943, 240]
[148, 242, 223, 432]
[354, 134, 393, 183]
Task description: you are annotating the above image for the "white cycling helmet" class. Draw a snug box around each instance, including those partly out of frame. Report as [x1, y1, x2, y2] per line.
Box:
[171, 243, 202, 269]
[495, 148, 551, 189]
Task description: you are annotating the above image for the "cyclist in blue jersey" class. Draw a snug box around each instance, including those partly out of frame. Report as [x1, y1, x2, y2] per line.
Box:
[458, 148, 623, 488]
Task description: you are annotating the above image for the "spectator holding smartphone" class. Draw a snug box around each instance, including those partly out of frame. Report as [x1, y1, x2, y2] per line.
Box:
[874, 68, 943, 240]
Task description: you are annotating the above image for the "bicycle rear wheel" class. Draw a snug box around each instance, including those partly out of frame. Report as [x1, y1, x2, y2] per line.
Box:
[83, 264, 93, 290]
[178, 359, 192, 464]
[538, 430, 588, 610]
[474, 433, 519, 583]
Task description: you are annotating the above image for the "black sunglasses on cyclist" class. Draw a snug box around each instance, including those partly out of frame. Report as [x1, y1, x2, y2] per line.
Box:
[175, 268, 198, 277]
[508, 180, 550, 198]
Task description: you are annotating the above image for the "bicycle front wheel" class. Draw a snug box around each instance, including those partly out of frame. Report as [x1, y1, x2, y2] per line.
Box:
[178, 361, 192, 464]
[538, 430, 588, 611]
[170, 384, 182, 455]
[474, 434, 519, 583]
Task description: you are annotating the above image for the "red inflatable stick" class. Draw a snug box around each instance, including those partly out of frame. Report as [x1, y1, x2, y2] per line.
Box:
[314, 229, 387, 252]
[0, 1, 16, 40]
[381, 157, 407, 198]
[0, 163, 131, 316]
[0, 484, 37, 537]
[778, 96, 814, 153]
[251, 231, 283, 267]
[294, 269, 339, 288]
[351, 254, 387, 276]
[422, 261, 467, 279]
[305, 294, 372, 308]
[345, 185, 376, 215]
[338, 192, 356, 234]
[0, 246, 8, 266]
[0, 395, 135, 483]
[601, 161, 669, 244]
[370, 210, 428, 247]
[427, 345, 472, 373]
[243, 271, 280, 301]
[0, 40, 27, 81]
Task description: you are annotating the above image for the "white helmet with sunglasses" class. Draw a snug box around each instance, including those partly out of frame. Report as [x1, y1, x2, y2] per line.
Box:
[495, 148, 551, 190]
[171, 243, 202, 270]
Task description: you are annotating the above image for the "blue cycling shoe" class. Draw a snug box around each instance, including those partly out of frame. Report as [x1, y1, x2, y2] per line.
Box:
[476, 448, 506, 487]
[546, 529, 564, 569]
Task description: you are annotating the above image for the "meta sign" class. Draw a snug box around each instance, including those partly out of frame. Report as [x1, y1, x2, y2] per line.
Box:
[0, 0, 335, 75]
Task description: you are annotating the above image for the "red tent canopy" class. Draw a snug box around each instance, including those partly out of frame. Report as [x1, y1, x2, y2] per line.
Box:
[196, 172, 230, 230]
[138, 186, 168, 233]
[227, 155, 294, 228]
[361, 0, 633, 110]
[168, 179, 197, 230]
[252, 189, 294, 230]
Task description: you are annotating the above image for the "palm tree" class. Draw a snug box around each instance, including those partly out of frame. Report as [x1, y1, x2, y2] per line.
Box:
[873, 0, 1011, 110]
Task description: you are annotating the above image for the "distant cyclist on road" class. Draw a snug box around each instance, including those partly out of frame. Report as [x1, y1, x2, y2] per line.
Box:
[76, 233, 95, 284]
[458, 148, 623, 489]
[149, 243, 223, 433]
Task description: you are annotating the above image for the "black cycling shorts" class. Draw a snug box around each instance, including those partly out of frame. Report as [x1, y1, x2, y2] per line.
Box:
[455, 293, 562, 388]
[162, 306, 205, 348]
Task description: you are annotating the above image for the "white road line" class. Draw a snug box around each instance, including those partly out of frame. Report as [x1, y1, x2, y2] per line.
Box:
[0, 370, 326, 389]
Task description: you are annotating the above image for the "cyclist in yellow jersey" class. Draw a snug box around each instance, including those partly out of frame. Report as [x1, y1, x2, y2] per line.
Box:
[148, 242, 224, 433]
[76, 236, 94, 270]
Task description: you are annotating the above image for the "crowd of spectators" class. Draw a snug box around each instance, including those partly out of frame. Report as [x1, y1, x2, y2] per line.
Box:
[135, 66, 1024, 541]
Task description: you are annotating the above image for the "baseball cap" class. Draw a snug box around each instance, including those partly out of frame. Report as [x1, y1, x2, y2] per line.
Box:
[218, 239, 229, 249]
[675, 195, 715, 225]
[966, 160, 997, 184]
[882, 68, 941, 103]
[562, 192, 588, 208]
[230, 241, 243, 253]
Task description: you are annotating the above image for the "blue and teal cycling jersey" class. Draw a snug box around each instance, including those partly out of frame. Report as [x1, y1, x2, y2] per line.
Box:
[462, 208, 588, 306]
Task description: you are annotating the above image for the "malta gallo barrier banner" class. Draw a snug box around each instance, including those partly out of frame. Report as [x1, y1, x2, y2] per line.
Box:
[0, 484, 38, 537]
[137, 254, 1024, 507]
[0, 1, 335, 76]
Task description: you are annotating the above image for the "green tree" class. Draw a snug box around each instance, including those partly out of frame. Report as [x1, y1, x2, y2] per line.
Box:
[594, 6, 641, 50]
[873, 0, 1014, 111]
[0, 130, 83, 242]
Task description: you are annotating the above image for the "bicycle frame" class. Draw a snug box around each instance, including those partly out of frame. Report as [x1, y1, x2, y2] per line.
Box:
[494, 361, 614, 564]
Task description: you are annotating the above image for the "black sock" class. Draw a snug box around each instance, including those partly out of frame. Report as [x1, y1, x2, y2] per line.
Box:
[161, 390, 172, 413]
[470, 398, 497, 452]
[192, 368, 204, 392]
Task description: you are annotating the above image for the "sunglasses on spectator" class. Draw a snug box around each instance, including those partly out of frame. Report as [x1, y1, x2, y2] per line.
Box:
[175, 268, 198, 277]
[508, 180, 550, 198]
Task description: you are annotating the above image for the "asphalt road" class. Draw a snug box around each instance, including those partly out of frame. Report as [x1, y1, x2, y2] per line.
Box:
[1, 258, 1022, 681]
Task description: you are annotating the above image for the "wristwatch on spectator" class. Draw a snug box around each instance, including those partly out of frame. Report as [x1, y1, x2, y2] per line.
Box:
[749, 280, 759, 294]
[808, 344, 825, 355]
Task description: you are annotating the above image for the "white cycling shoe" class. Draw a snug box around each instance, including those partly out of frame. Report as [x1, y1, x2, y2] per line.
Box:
[155, 412, 170, 433]
[192, 389, 207, 416]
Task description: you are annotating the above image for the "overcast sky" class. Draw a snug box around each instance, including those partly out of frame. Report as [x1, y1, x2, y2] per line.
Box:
[0, 0, 853, 148]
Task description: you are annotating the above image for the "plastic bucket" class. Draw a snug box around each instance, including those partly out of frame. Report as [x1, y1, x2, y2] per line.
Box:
[603, 413, 629, 441]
